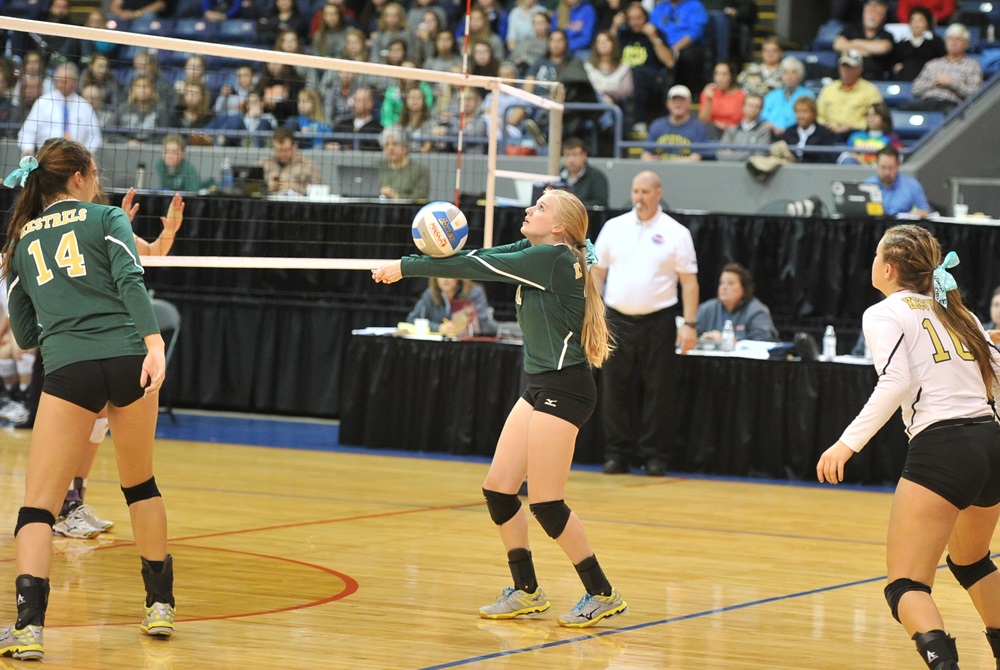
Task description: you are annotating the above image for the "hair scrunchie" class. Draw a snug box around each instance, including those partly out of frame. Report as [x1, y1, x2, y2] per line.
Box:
[933, 251, 959, 307]
[3, 156, 39, 189]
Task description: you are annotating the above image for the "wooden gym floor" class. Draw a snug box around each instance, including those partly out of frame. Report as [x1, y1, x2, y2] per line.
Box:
[0, 411, 995, 669]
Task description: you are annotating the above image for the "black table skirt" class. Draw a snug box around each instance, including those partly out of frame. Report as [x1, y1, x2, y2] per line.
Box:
[339, 336, 909, 485]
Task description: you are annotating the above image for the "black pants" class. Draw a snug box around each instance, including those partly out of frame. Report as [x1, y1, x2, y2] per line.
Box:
[602, 306, 679, 464]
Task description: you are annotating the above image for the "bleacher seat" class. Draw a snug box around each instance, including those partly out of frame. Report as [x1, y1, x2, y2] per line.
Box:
[892, 110, 946, 139]
[134, 17, 175, 37]
[785, 51, 839, 80]
[811, 19, 846, 51]
[172, 18, 218, 41]
[218, 20, 261, 46]
[3, 0, 49, 19]
[959, 1, 1000, 24]
[874, 81, 914, 107]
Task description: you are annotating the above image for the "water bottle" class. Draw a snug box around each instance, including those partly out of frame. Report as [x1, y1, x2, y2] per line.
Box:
[823, 325, 837, 361]
[220, 156, 234, 191]
[135, 162, 146, 190]
[721, 320, 736, 352]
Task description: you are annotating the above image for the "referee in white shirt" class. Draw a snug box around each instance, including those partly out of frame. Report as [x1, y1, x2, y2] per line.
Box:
[592, 170, 699, 476]
[18, 62, 102, 157]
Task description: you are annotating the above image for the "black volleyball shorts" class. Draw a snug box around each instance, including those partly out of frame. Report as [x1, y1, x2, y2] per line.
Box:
[43, 356, 147, 413]
[520, 363, 596, 429]
[902, 417, 1000, 509]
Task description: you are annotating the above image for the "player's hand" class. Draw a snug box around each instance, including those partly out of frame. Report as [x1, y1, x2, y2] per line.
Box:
[140, 335, 167, 397]
[160, 193, 185, 234]
[372, 260, 403, 284]
[121, 187, 140, 222]
[816, 441, 854, 484]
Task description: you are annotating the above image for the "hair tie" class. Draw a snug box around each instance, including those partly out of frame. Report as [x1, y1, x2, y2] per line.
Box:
[3, 156, 39, 189]
[583, 239, 598, 268]
[933, 251, 959, 307]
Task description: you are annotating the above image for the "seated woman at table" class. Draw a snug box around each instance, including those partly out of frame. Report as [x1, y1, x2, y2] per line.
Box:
[696, 262, 779, 342]
[407, 278, 498, 337]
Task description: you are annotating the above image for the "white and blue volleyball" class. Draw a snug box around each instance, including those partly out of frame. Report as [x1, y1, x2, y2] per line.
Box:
[411, 201, 469, 257]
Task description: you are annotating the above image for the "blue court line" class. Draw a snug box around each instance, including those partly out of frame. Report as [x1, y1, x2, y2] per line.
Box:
[419, 574, 890, 670]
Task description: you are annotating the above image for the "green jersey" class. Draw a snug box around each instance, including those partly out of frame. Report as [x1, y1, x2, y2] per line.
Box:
[401, 239, 588, 374]
[7, 200, 160, 374]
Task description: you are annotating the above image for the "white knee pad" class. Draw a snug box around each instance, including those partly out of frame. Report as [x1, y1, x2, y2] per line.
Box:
[90, 417, 110, 444]
[15, 353, 35, 377]
[0, 359, 15, 379]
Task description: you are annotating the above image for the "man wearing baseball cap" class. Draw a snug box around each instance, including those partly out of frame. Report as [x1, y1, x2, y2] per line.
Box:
[816, 49, 883, 139]
[642, 84, 712, 161]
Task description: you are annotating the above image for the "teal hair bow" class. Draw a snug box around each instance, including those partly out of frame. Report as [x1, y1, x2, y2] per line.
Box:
[583, 239, 598, 268]
[933, 251, 959, 307]
[3, 156, 39, 189]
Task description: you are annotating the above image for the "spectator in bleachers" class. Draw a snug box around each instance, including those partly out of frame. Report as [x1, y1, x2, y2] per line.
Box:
[173, 54, 208, 107]
[12, 52, 52, 106]
[79, 54, 121, 111]
[909, 22, 982, 112]
[128, 51, 174, 113]
[108, 0, 167, 21]
[9, 74, 45, 131]
[702, 0, 758, 67]
[381, 62, 434, 126]
[649, 0, 709, 94]
[397, 86, 436, 152]
[716, 93, 770, 161]
[208, 89, 276, 146]
[78, 10, 119, 64]
[377, 126, 430, 200]
[482, 61, 546, 150]
[331, 86, 383, 150]
[286, 87, 332, 148]
[312, 2, 350, 58]
[0, 60, 16, 138]
[259, 0, 310, 43]
[560, 136, 609, 207]
[424, 30, 463, 73]
[202, 0, 241, 22]
[369, 3, 419, 64]
[863, 146, 930, 216]
[816, 49, 883, 138]
[584, 30, 634, 113]
[511, 11, 552, 76]
[552, 0, 598, 56]
[414, 10, 445, 64]
[80, 83, 115, 131]
[698, 61, 746, 139]
[321, 70, 357, 125]
[891, 6, 946, 82]
[642, 84, 711, 161]
[357, 0, 389, 36]
[407, 0, 449, 36]
[526, 29, 574, 93]
[169, 80, 215, 132]
[838, 102, 902, 164]
[18, 62, 102, 155]
[469, 40, 501, 78]
[896, 0, 954, 24]
[273, 30, 315, 88]
[433, 87, 488, 153]
[833, 0, 894, 81]
[613, 2, 675, 134]
[155, 134, 202, 192]
[525, 29, 602, 142]
[737, 35, 783, 97]
[507, 0, 549, 53]
[477, 0, 510, 43]
[780, 95, 837, 163]
[214, 63, 255, 118]
[460, 6, 507, 61]
[261, 126, 321, 194]
[116, 75, 165, 145]
[258, 60, 306, 124]
[37, 0, 83, 66]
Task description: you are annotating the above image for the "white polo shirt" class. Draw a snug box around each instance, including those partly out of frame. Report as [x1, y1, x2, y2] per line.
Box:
[839, 290, 998, 451]
[594, 206, 698, 316]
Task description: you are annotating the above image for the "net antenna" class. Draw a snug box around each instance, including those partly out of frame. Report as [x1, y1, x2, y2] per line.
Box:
[0, 16, 563, 269]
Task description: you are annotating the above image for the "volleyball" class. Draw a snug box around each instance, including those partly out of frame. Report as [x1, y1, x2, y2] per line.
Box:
[411, 202, 469, 257]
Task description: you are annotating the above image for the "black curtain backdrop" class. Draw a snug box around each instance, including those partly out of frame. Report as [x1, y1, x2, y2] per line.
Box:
[2, 191, 999, 428]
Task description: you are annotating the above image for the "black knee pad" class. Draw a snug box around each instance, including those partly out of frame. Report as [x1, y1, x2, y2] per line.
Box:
[529, 500, 571, 539]
[483, 488, 521, 526]
[947, 551, 998, 590]
[885, 578, 932, 623]
[122, 477, 161, 506]
[14, 507, 55, 538]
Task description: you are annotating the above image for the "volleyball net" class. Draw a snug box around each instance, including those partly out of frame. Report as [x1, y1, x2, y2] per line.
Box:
[0, 16, 564, 272]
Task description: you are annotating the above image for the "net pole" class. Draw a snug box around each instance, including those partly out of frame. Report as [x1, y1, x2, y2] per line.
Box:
[547, 84, 566, 177]
[453, 0, 474, 207]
